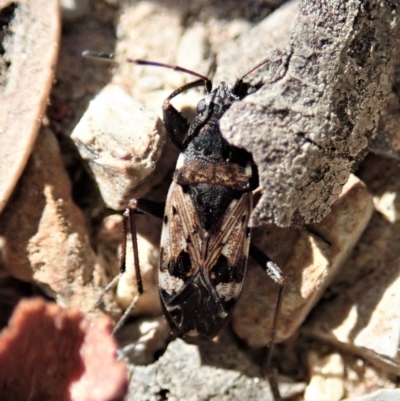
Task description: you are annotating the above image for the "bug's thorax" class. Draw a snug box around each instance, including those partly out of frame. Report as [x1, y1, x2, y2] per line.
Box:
[175, 82, 253, 191]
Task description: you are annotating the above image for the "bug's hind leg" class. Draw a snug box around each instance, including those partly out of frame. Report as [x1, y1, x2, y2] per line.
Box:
[98, 198, 165, 334]
[249, 244, 285, 401]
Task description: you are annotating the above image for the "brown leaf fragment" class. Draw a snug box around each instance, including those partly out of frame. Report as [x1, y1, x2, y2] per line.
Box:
[0, 0, 60, 213]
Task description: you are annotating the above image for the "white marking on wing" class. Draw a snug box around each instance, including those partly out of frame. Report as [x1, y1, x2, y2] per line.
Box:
[215, 282, 242, 301]
[159, 271, 185, 295]
[159, 181, 203, 290]
[175, 153, 186, 170]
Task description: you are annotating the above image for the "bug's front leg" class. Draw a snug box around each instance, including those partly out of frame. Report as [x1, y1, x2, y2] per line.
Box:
[162, 79, 205, 149]
[249, 244, 285, 401]
[99, 198, 165, 333]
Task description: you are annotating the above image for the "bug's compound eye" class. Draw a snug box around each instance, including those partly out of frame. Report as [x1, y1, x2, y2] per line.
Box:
[196, 99, 206, 114]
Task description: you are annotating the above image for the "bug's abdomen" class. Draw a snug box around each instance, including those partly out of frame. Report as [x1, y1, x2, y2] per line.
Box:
[158, 180, 252, 342]
[159, 270, 237, 342]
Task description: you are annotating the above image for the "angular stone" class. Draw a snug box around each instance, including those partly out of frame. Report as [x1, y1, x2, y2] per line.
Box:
[232, 174, 374, 347]
[304, 156, 400, 376]
[116, 316, 170, 365]
[71, 84, 165, 210]
[304, 223, 400, 376]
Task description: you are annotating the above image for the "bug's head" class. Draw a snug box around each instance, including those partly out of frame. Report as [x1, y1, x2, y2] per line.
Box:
[195, 82, 240, 122]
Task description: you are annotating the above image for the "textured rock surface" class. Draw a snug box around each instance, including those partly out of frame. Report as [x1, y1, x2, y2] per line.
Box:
[369, 45, 400, 159]
[218, 0, 400, 228]
[125, 333, 305, 401]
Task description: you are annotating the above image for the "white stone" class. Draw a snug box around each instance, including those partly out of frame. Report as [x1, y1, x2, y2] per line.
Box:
[304, 352, 345, 401]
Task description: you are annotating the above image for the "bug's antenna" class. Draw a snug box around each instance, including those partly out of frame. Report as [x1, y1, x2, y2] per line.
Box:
[82, 50, 212, 93]
[232, 56, 270, 95]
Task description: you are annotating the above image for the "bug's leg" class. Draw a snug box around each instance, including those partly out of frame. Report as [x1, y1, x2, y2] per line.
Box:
[304, 225, 332, 247]
[249, 244, 285, 401]
[162, 79, 208, 149]
[134, 198, 165, 219]
[99, 198, 165, 334]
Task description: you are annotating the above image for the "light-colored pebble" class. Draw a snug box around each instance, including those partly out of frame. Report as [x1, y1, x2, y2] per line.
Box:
[116, 231, 161, 317]
[71, 84, 166, 210]
[304, 352, 345, 401]
[304, 254, 400, 376]
[116, 316, 170, 365]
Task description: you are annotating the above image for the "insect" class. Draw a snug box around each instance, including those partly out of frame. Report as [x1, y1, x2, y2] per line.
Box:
[84, 51, 286, 399]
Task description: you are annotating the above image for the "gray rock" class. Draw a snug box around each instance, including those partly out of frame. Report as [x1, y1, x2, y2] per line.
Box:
[125, 334, 305, 401]
[217, 0, 400, 228]
[342, 389, 400, 401]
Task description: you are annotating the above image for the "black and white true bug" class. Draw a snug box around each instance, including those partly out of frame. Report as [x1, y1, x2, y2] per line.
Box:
[84, 51, 285, 397]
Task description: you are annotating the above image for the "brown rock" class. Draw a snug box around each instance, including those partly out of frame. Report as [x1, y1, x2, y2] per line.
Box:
[0, 129, 107, 316]
[232, 175, 374, 346]
[303, 156, 400, 376]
